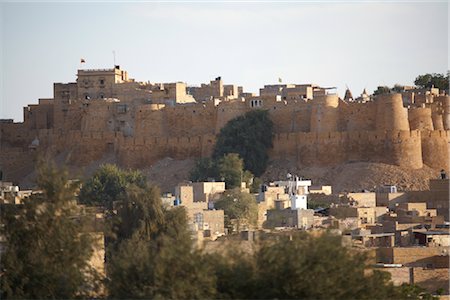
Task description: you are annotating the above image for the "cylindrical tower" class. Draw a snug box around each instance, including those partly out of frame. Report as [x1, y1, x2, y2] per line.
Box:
[375, 93, 410, 131]
[310, 94, 339, 133]
[408, 106, 434, 131]
[435, 95, 450, 130]
[432, 113, 444, 130]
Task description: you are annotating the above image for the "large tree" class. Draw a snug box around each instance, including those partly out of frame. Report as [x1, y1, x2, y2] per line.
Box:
[79, 164, 146, 208]
[107, 203, 216, 299]
[213, 109, 274, 176]
[414, 72, 449, 91]
[0, 162, 100, 299]
[214, 188, 258, 232]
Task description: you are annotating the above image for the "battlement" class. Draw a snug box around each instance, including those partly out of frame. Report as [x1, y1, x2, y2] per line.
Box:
[1, 71, 449, 183]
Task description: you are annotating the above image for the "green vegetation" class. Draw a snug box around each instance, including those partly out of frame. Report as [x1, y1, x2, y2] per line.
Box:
[1, 163, 439, 299]
[213, 109, 274, 176]
[208, 232, 436, 299]
[190, 153, 263, 191]
[214, 188, 258, 232]
[414, 72, 449, 91]
[373, 85, 394, 95]
[374, 72, 449, 96]
[190, 109, 273, 190]
[0, 162, 100, 299]
[78, 164, 146, 208]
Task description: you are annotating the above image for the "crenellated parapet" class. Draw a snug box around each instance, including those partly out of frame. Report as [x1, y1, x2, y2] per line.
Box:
[2, 76, 450, 185]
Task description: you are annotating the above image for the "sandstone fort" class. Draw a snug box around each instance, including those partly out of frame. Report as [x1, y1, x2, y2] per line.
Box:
[1, 65, 449, 183]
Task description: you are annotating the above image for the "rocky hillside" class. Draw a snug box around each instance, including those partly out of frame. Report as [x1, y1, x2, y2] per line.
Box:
[262, 159, 440, 193]
[17, 152, 439, 194]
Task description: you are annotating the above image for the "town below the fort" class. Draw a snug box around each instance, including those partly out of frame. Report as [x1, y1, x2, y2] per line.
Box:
[0, 66, 449, 298]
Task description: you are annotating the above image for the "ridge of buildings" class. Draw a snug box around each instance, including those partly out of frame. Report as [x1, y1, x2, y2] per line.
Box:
[0, 65, 449, 183]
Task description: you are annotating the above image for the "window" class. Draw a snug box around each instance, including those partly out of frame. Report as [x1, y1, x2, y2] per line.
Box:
[99, 79, 105, 85]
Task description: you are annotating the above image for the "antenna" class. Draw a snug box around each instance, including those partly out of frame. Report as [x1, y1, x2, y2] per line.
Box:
[113, 50, 116, 66]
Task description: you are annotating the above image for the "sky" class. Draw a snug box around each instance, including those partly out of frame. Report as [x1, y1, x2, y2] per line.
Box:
[0, 1, 448, 122]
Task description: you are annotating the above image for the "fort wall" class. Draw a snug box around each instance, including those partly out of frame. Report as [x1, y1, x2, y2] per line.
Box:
[408, 107, 434, 131]
[310, 95, 339, 133]
[2, 87, 450, 184]
[339, 101, 377, 131]
[376, 94, 410, 132]
[270, 130, 423, 169]
[421, 130, 449, 170]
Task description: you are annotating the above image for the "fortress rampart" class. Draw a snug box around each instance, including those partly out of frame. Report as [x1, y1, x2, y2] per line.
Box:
[1, 67, 449, 184]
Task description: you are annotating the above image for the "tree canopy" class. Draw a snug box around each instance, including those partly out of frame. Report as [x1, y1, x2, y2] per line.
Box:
[0, 162, 100, 299]
[213, 109, 274, 176]
[414, 72, 449, 91]
[78, 164, 146, 208]
[190, 153, 259, 190]
[214, 188, 258, 232]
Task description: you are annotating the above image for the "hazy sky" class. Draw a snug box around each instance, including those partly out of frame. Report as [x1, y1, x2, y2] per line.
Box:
[0, 1, 448, 121]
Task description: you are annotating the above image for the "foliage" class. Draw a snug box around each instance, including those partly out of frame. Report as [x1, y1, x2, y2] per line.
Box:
[206, 249, 256, 299]
[112, 184, 165, 241]
[107, 204, 216, 299]
[208, 232, 437, 299]
[78, 164, 146, 208]
[190, 153, 253, 190]
[250, 177, 263, 193]
[214, 188, 258, 232]
[0, 162, 100, 299]
[189, 157, 218, 182]
[213, 109, 274, 176]
[306, 193, 342, 209]
[414, 72, 449, 91]
[373, 86, 392, 95]
[392, 84, 405, 92]
[217, 153, 245, 189]
[253, 232, 396, 299]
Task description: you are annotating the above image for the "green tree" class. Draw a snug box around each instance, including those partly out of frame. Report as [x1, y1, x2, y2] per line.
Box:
[0, 162, 100, 299]
[415, 72, 449, 91]
[189, 157, 218, 182]
[79, 164, 146, 208]
[214, 188, 258, 232]
[253, 232, 397, 299]
[249, 177, 263, 194]
[112, 184, 165, 241]
[218, 153, 245, 189]
[373, 86, 392, 95]
[213, 109, 274, 176]
[107, 205, 217, 299]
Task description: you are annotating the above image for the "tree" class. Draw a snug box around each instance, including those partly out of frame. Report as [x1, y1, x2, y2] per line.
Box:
[0, 162, 100, 299]
[414, 72, 449, 91]
[253, 232, 397, 299]
[112, 184, 165, 242]
[214, 188, 258, 232]
[218, 153, 245, 189]
[190, 153, 252, 190]
[189, 157, 218, 182]
[79, 164, 147, 208]
[213, 109, 274, 176]
[107, 205, 217, 299]
[373, 86, 392, 96]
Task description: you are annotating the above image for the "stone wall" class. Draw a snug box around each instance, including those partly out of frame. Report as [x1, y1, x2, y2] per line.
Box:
[270, 130, 424, 169]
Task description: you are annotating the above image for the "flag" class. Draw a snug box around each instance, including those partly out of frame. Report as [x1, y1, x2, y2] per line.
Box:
[278, 77, 282, 83]
[80, 58, 86, 63]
